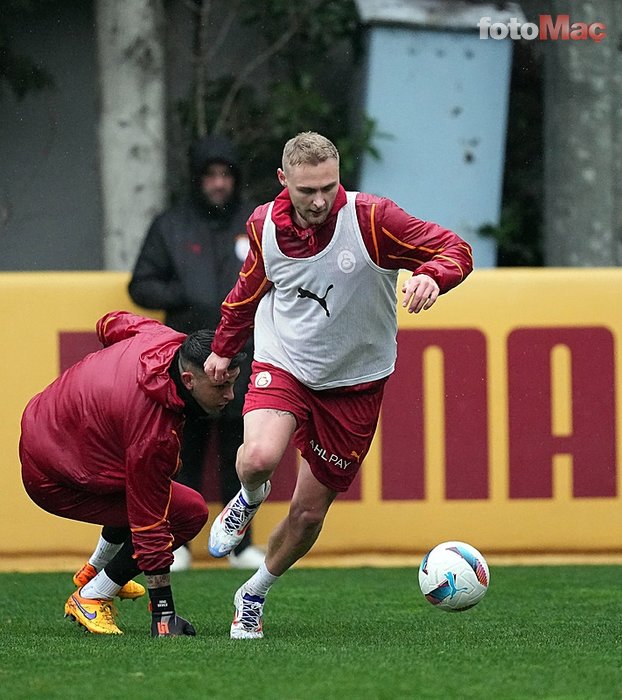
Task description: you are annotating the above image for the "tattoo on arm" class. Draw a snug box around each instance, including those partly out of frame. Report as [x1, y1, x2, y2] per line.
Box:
[266, 409, 296, 419]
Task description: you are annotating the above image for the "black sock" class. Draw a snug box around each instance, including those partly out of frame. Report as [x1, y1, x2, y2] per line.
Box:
[104, 540, 140, 586]
[148, 585, 175, 617]
[101, 526, 131, 545]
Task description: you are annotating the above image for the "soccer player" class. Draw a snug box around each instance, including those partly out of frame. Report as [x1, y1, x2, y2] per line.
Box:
[19, 311, 244, 636]
[203, 131, 474, 638]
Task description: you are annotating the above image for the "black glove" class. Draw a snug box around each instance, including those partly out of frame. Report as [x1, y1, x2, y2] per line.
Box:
[151, 612, 196, 637]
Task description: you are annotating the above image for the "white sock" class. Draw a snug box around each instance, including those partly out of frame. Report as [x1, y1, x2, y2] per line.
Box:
[80, 570, 121, 600]
[88, 536, 123, 571]
[245, 561, 279, 598]
[241, 483, 267, 505]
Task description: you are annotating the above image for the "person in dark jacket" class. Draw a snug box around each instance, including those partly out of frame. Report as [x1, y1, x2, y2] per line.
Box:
[128, 135, 263, 571]
[19, 311, 245, 636]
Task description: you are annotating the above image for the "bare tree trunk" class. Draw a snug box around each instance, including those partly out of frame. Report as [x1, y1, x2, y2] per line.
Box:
[96, 0, 166, 271]
[543, 0, 622, 266]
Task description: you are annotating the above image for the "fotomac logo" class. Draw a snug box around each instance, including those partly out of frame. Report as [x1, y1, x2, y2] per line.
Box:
[478, 15, 606, 42]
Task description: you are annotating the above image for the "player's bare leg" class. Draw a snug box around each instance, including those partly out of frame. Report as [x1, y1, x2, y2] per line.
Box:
[209, 409, 296, 558]
[236, 409, 297, 488]
[265, 458, 337, 575]
[231, 459, 336, 639]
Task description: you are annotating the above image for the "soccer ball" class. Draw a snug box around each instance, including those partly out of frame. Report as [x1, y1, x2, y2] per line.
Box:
[418, 541, 489, 611]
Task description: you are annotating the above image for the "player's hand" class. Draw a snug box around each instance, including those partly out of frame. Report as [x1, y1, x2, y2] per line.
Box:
[402, 274, 440, 314]
[151, 613, 196, 637]
[204, 352, 232, 383]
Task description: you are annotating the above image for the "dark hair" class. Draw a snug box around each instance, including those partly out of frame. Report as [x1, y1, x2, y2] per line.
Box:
[179, 329, 245, 372]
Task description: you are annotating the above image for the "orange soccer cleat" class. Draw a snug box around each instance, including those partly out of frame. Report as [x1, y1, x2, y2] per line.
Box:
[64, 590, 122, 635]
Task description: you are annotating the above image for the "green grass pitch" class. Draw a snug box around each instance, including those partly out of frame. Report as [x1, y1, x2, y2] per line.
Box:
[0, 565, 620, 699]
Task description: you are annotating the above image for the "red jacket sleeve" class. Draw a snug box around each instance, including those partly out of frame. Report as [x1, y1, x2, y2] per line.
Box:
[125, 414, 183, 572]
[211, 204, 273, 357]
[355, 194, 473, 293]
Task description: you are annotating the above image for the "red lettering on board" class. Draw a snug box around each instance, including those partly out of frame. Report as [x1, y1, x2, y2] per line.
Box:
[508, 327, 616, 498]
[381, 329, 489, 500]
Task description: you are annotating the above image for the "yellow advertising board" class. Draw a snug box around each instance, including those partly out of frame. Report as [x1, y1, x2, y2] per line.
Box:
[2, 269, 621, 557]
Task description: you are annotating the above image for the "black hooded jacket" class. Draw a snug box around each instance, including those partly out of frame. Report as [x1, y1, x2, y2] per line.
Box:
[129, 135, 255, 335]
[128, 135, 255, 412]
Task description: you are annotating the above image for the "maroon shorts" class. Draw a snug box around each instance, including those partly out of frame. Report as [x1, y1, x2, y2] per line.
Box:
[243, 361, 387, 492]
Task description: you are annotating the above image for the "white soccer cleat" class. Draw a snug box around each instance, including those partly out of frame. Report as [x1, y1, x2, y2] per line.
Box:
[208, 482, 271, 558]
[230, 586, 265, 639]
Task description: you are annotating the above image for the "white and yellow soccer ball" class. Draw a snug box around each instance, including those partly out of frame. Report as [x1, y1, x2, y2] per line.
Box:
[418, 541, 490, 611]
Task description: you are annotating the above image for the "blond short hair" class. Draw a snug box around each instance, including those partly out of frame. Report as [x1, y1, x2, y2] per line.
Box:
[282, 132, 340, 171]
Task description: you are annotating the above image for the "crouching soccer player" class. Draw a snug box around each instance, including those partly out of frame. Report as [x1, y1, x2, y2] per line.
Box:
[19, 311, 244, 636]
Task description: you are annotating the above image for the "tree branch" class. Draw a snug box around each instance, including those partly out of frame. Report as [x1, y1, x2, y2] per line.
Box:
[206, 0, 241, 64]
[212, 3, 323, 135]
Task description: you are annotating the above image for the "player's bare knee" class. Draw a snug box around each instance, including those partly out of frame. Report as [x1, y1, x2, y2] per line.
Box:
[238, 441, 279, 481]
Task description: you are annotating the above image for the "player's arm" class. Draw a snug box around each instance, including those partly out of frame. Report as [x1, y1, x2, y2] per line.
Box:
[401, 274, 440, 314]
[208, 210, 273, 374]
[359, 195, 474, 296]
[125, 433, 196, 637]
[204, 352, 233, 383]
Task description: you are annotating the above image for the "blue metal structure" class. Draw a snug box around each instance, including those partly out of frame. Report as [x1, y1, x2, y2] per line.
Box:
[357, 2, 519, 267]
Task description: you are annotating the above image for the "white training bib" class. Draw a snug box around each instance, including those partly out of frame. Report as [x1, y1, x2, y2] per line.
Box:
[254, 192, 399, 389]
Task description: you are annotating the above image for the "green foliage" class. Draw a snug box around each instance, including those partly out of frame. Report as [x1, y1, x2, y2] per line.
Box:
[1, 565, 622, 698]
[179, 0, 378, 200]
[0, 0, 55, 100]
[239, 0, 361, 52]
